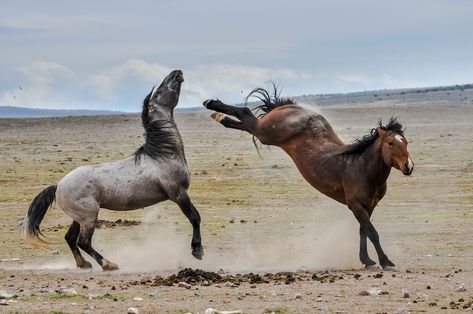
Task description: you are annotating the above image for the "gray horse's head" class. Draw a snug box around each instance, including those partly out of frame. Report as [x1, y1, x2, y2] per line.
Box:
[148, 70, 184, 113]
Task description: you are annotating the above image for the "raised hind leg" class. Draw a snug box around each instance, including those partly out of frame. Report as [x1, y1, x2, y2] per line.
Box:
[77, 220, 118, 271]
[350, 203, 395, 269]
[203, 99, 258, 132]
[171, 191, 203, 260]
[65, 221, 92, 269]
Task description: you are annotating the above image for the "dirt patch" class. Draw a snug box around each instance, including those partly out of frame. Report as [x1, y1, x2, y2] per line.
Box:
[95, 219, 141, 229]
[137, 268, 347, 287]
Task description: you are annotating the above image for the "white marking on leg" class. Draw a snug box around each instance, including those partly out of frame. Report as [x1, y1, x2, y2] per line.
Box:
[395, 134, 403, 143]
[211, 112, 226, 123]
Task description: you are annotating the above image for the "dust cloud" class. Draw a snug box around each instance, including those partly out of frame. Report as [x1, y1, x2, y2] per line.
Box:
[19, 206, 363, 273]
[95, 207, 362, 273]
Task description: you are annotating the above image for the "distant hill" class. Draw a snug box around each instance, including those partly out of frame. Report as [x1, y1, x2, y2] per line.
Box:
[0, 106, 126, 118]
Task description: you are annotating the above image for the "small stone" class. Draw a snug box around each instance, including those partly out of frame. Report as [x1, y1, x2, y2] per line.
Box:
[127, 307, 139, 314]
[229, 218, 235, 223]
[426, 285, 431, 289]
[393, 309, 410, 314]
[57, 288, 77, 296]
[178, 282, 191, 289]
[294, 294, 302, 300]
[111, 285, 116, 290]
[0, 291, 15, 299]
[148, 290, 160, 297]
[457, 283, 466, 292]
[402, 288, 410, 298]
[240, 219, 247, 223]
[368, 288, 381, 296]
[132, 297, 143, 301]
[0, 300, 8, 306]
[358, 290, 370, 296]
[374, 273, 383, 278]
[224, 282, 232, 287]
[202, 280, 210, 286]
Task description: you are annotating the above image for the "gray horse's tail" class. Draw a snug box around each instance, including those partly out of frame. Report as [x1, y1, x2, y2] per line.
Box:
[20, 185, 57, 247]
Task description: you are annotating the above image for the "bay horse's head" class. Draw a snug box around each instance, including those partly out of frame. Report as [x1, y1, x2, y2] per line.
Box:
[377, 118, 414, 176]
[148, 70, 184, 113]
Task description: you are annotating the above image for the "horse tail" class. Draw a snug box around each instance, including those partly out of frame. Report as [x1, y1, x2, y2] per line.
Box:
[20, 185, 57, 247]
[245, 82, 295, 114]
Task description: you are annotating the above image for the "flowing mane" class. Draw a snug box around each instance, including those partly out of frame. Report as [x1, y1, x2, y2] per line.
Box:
[134, 88, 182, 163]
[246, 84, 295, 114]
[341, 117, 405, 156]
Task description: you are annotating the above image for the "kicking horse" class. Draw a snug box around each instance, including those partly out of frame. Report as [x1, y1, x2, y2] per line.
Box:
[21, 70, 203, 270]
[203, 87, 413, 269]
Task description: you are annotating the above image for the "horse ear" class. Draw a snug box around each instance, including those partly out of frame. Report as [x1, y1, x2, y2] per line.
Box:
[377, 128, 386, 137]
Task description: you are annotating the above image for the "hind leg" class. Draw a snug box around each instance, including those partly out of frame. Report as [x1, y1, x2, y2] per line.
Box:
[65, 221, 92, 269]
[77, 220, 118, 271]
[203, 99, 258, 132]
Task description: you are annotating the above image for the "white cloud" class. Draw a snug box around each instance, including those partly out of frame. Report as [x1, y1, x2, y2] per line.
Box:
[89, 60, 172, 98]
[2, 61, 78, 109]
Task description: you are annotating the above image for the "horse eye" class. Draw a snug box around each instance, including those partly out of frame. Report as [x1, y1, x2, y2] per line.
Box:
[388, 142, 393, 146]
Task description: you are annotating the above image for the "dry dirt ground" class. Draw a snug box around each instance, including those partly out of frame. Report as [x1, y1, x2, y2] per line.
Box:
[0, 94, 473, 313]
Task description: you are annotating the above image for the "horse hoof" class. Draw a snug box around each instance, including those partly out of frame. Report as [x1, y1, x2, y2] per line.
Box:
[381, 259, 395, 270]
[211, 112, 226, 123]
[78, 261, 93, 269]
[192, 247, 204, 260]
[383, 265, 396, 271]
[102, 260, 119, 271]
[365, 264, 378, 270]
[203, 99, 213, 108]
[362, 259, 377, 268]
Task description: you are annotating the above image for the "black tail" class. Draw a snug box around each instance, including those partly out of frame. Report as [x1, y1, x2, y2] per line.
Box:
[20, 185, 57, 246]
[245, 83, 295, 114]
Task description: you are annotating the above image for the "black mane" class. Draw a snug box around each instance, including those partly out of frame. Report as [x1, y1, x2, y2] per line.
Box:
[246, 83, 295, 113]
[133, 88, 181, 163]
[341, 117, 405, 156]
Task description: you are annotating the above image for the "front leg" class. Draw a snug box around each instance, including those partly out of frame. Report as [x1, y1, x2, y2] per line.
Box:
[349, 202, 395, 269]
[359, 225, 376, 267]
[172, 191, 204, 260]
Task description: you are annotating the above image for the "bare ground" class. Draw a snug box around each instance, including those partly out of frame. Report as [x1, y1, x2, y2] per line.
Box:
[1, 97, 473, 313]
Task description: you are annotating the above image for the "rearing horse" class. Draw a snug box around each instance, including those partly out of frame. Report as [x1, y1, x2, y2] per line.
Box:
[203, 88, 414, 269]
[21, 70, 204, 270]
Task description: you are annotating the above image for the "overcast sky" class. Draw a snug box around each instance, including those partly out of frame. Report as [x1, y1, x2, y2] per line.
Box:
[1, 0, 472, 111]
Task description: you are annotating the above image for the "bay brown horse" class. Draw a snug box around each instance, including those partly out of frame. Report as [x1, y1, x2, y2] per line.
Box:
[203, 88, 414, 269]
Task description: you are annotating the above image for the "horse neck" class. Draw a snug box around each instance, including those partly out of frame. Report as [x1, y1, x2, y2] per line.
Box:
[358, 139, 391, 185]
[143, 109, 185, 159]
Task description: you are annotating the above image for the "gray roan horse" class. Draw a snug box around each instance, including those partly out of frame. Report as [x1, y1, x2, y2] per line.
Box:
[21, 70, 203, 271]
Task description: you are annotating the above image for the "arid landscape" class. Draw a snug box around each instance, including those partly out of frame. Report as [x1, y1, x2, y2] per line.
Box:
[1, 88, 473, 313]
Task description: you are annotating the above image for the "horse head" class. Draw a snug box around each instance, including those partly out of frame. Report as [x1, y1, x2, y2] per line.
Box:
[148, 70, 184, 115]
[377, 118, 414, 176]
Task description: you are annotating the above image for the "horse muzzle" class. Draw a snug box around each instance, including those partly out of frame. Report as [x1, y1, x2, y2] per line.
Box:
[402, 157, 414, 176]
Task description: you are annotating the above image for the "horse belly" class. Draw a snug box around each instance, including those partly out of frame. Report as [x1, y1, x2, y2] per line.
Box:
[100, 184, 168, 211]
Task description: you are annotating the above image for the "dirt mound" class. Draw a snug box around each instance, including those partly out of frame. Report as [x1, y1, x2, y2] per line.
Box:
[129, 268, 347, 287]
[95, 219, 141, 229]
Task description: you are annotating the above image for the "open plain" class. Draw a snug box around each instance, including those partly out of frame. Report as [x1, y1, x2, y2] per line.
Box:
[1, 89, 473, 313]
